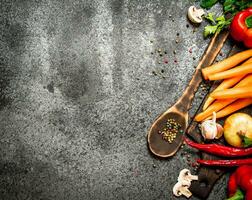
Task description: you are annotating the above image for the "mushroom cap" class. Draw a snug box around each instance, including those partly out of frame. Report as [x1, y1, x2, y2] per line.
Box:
[173, 181, 192, 198]
[188, 6, 205, 24]
[178, 169, 190, 181]
[178, 168, 198, 182]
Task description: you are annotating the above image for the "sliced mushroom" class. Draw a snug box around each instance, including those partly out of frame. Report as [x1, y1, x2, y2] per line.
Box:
[187, 6, 205, 24]
[173, 180, 192, 198]
[178, 169, 198, 182]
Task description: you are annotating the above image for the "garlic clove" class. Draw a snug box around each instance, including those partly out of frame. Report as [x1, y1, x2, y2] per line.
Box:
[201, 112, 224, 140]
[201, 120, 217, 140]
[215, 123, 224, 139]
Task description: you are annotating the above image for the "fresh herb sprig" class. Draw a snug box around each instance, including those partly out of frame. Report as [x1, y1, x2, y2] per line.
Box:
[201, 0, 252, 37]
[204, 13, 231, 37]
[201, 0, 252, 13]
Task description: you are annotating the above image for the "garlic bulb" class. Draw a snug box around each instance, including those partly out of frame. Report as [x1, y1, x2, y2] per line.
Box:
[200, 112, 223, 140]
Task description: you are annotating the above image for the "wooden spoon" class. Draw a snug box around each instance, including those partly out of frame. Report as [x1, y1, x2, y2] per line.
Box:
[147, 31, 229, 158]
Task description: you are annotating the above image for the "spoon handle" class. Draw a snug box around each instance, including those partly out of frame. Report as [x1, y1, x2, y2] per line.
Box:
[175, 31, 229, 113]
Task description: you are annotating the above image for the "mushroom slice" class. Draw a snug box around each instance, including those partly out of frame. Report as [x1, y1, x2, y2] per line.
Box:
[188, 6, 205, 23]
[178, 169, 198, 182]
[173, 180, 192, 198]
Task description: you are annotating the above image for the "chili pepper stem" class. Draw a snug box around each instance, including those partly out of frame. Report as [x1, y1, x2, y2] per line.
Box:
[227, 189, 244, 200]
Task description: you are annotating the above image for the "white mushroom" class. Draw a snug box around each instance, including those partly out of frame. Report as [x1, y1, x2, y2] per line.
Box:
[178, 169, 198, 182]
[173, 180, 192, 198]
[187, 6, 205, 23]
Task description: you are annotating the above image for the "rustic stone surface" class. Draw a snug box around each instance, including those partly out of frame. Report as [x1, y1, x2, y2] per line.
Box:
[0, 0, 237, 199]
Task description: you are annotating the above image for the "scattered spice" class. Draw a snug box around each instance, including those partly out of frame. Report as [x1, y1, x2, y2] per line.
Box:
[193, 57, 196, 60]
[173, 50, 177, 54]
[186, 24, 190, 28]
[174, 59, 178, 63]
[176, 33, 180, 36]
[152, 71, 158, 76]
[161, 69, 165, 73]
[158, 118, 183, 143]
[189, 48, 192, 54]
[164, 59, 168, 64]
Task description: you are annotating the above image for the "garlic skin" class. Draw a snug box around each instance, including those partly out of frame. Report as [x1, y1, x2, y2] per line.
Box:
[201, 120, 217, 139]
[201, 112, 223, 140]
[215, 123, 224, 139]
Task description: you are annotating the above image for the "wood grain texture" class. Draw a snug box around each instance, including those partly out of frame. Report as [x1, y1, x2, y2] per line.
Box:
[147, 31, 229, 158]
[175, 31, 229, 113]
[188, 44, 244, 199]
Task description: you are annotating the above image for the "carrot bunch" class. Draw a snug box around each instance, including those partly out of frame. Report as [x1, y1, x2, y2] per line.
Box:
[195, 49, 252, 122]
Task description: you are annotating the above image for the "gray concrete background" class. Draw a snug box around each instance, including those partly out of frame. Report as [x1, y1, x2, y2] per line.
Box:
[0, 0, 236, 199]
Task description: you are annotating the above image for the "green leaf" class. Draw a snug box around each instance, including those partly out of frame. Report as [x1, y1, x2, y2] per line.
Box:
[216, 15, 226, 22]
[246, 15, 252, 28]
[204, 25, 218, 37]
[223, 0, 235, 7]
[204, 13, 216, 24]
[200, 0, 219, 9]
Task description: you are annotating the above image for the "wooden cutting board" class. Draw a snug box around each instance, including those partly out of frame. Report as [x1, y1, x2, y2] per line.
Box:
[187, 40, 245, 198]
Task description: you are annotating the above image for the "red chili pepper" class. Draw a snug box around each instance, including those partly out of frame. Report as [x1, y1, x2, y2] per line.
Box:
[184, 137, 252, 157]
[230, 7, 252, 48]
[197, 158, 252, 166]
[228, 165, 252, 200]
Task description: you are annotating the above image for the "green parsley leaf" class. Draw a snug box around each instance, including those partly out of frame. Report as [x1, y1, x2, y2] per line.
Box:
[203, 14, 231, 37]
[245, 15, 252, 28]
[222, 0, 252, 14]
[204, 13, 216, 23]
[216, 15, 226, 22]
[200, 0, 219, 9]
[204, 25, 218, 37]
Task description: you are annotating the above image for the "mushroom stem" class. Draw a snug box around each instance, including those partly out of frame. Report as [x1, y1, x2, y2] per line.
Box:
[189, 174, 198, 181]
[173, 180, 192, 198]
[180, 187, 192, 198]
[178, 169, 198, 182]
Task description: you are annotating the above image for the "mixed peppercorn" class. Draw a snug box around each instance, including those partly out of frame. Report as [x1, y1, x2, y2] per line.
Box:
[158, 118, 183, 143]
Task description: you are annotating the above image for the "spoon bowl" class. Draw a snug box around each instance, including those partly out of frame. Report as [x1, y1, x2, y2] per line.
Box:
[148, 109, 187, 157]
[147, 31, 229, 158]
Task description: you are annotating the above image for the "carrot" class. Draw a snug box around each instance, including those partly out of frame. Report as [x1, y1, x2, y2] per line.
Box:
[195, 74, 252, 122]
[203, 75, 245, 110]
[211, 86, 252, 99]
[203, 57, 252, 110]
[195, 99, 236, 122]
[215, 98, 252, 119]
[202, 49, 252, 79]
[208, 63, 252, 80]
